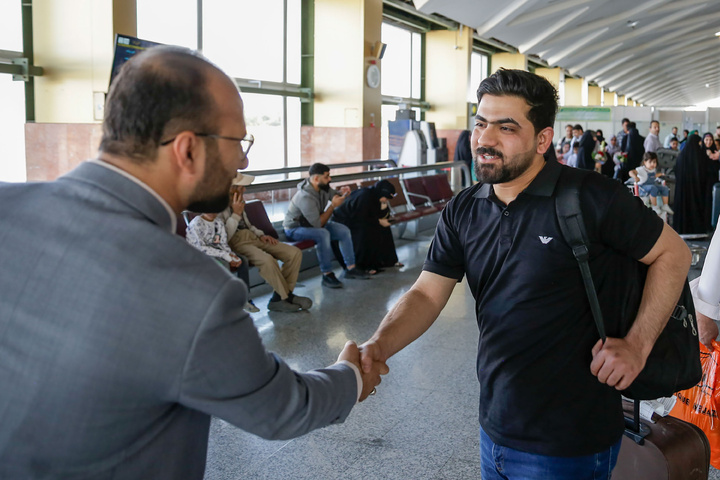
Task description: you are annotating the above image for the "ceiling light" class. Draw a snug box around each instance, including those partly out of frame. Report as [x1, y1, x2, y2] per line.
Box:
[716, 31, 720, 36]
[627, 20, 639, 28]
[707, 84, 711, 88]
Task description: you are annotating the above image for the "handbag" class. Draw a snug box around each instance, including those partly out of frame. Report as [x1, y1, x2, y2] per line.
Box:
[555, 167, 702, 400]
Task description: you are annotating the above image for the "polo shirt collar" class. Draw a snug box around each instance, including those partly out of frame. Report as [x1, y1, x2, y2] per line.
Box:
[473, 158, 562, 199]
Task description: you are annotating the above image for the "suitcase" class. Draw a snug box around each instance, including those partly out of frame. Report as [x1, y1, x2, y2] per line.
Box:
[613, 400, 710, 480]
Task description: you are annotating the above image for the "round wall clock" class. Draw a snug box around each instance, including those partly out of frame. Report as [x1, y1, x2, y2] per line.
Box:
[366, 64, 380, 89]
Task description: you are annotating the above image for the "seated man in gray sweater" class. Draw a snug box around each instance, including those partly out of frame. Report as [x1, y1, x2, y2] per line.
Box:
[283, 163, 371, 289]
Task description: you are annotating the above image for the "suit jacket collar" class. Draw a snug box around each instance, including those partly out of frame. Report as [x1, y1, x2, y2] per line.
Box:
[62, 160, 177, 233]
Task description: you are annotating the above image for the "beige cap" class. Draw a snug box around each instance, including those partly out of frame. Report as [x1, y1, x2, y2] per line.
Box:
[232, 173, 255, 186]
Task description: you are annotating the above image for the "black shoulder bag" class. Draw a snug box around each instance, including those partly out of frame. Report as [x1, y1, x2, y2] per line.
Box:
[555, 168, 701, 400]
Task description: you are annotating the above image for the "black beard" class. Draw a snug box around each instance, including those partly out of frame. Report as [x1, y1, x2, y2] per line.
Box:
[186, 141, 232, 213]
[319, 183, 331, 192]
[473, 146, 535, 184]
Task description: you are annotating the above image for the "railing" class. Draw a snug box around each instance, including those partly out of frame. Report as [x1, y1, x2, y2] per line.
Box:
[244, 159, 398, 179]
[244, 161, 471, 194]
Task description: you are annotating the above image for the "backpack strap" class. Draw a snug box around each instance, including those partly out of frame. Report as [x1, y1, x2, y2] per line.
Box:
[554, 169, 607, 342]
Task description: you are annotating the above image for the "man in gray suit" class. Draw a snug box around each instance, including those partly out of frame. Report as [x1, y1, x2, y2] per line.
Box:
[0, 46, 385, 479]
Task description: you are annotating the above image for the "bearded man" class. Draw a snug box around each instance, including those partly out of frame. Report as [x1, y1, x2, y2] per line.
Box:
[358, 68, 690, 480]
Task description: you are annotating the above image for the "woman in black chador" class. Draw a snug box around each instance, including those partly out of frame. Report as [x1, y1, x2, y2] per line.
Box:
[673, 134, 707, 234]
[622, 125, 645, 182]
[332, 180, 401, 272]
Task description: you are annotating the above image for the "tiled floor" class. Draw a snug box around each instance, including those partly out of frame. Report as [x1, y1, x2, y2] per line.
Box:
[203, 231, 719, 480]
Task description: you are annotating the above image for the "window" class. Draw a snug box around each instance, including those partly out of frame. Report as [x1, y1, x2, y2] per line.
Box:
[137, 0, 197, 48]
[136, 0, 302, 175]
[0, 0, 22, 51]
[380, 23, 424, 159]
[0, 1, 26, 182]
[203, 0, 285, 81]
[381, 23, 421, 99]
[468, 52, 488, 102]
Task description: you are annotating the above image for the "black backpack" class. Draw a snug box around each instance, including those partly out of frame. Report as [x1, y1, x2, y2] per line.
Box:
[555, 167, 702, 400]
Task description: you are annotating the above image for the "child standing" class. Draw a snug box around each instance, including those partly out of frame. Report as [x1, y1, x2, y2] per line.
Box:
[629, 152, 674, 216]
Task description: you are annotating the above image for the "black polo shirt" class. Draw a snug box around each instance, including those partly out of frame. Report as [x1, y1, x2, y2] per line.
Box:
[424, 159, 663, 457]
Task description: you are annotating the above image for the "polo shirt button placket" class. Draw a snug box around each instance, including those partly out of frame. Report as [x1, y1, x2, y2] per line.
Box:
[500, 209, 512, 245]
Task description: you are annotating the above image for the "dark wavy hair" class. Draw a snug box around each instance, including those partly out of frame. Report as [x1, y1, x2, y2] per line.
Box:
[476, 69, 558, 134]
[308, 163, 330, 176]
[99, 45, 220, 163]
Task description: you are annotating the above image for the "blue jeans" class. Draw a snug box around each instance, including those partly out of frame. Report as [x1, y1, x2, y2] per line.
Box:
[285, 221, 355, 274]
[639, 184, 670, 198]
[480, 427, 621, 480]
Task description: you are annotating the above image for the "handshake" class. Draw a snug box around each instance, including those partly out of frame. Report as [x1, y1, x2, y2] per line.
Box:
[336, 340, 389, 401]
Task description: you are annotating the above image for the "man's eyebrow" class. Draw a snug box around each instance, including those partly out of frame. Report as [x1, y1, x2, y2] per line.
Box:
[475, 115, 521, 127]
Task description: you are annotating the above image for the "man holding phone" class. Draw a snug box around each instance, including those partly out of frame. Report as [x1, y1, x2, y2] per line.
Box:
[283, 163, 371, 288]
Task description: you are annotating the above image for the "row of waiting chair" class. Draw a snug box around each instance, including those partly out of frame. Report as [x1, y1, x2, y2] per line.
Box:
[176, 172, 458, 276]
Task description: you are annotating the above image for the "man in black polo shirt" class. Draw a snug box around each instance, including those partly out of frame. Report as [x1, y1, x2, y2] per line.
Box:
[359, 69, 690, 479]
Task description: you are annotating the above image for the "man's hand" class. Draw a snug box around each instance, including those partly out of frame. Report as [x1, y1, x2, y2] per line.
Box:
[697, 312, 719, 350]
[331, 194, 346, 208]
[231, 192, 246, 215]
[590, 337, 647, 390]
[358, 340, 389, 374]
[339, 340, 389, 401]
[260, 235, 278, 245]
[379, 218, 392, 228]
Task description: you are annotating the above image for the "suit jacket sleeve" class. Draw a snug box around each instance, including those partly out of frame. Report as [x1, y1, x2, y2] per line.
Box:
[178, 279, 357, 440]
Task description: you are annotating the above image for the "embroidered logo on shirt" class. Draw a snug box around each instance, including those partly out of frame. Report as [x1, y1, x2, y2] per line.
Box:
[539, 236, 553, 244]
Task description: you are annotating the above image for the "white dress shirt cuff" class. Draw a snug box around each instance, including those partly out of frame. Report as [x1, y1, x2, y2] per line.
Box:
[690, 277, 720, 320]
[336, 360, 362, 403]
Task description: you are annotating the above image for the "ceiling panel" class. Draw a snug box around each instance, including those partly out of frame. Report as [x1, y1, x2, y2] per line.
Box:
[413, 0, 720, 106]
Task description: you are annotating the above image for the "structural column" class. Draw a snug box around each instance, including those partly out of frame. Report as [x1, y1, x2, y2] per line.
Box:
[27, 0, 136, 181]
[564, 77, 586, 106]
[310, 0, 382, 163]
[617, 95, 627, 106]
[425, 26, 472, 130]
[588, 85, 602, 106]
[490, 53, 526, 72]
[535, 67, 564, 105]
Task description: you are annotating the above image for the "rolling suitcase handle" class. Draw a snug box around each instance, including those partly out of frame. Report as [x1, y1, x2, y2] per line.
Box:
[623, 399, 651, 445]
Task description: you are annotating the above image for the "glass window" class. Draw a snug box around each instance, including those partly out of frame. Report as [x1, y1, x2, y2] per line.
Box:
[137, 0, 197, 48]
[286, 0, 301, 84]
[286, 97, 301, 167]
[0, 0, 22, 51]
[242, 92, 286, 172]
[411, 32, 422, 98]
[381, 23, 414, 98]
[203, 0, 285, 82]
[0, 75, 26, 182]
[468, 52, 488, 102]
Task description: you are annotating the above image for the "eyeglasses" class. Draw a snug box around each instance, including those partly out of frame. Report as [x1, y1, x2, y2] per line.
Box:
[160, 132, 254, 158]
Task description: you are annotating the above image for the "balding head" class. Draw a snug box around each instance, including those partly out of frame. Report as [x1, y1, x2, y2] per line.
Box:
[99, 46, 226, 162]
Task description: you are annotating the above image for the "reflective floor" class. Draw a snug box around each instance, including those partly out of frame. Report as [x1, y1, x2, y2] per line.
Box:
[203, 231, 718, 480]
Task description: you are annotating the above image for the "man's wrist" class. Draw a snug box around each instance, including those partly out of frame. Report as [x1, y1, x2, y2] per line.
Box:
[336, 360, 362, 403]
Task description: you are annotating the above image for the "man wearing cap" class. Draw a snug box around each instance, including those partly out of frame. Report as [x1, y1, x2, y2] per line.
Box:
[332, 180, 402, 272]
[219, 173, 311, 312]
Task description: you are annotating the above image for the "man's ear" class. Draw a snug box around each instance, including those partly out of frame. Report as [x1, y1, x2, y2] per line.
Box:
[170, 131, 205, 180]
[536, 127, 554, 154]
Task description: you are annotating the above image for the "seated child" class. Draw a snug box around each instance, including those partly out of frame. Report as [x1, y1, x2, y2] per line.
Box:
[186, 212, 259, 313]
[629, 152, 674, 216]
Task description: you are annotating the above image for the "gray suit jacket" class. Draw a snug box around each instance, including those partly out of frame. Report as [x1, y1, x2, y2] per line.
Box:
[0, 161, 357, 479]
